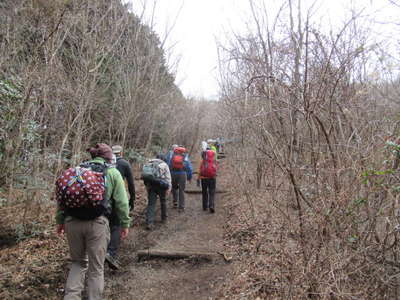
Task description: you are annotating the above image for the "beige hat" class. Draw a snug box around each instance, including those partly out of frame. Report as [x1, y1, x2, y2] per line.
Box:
[112, 145, 123, 154]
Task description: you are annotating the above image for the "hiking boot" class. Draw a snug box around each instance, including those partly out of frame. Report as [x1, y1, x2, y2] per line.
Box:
[146, 223, 155, 231]
[105, 253, 120, 270]
[209, 208, 215, 213]
[161, 218, 167, 224]
[173, 203, 178, 209]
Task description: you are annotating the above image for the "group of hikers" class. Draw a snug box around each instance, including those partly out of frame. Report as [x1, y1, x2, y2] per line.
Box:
[55, 139, 221, 300]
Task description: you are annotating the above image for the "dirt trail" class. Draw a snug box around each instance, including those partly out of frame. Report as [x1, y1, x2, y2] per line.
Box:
[104, 163, 231, 300]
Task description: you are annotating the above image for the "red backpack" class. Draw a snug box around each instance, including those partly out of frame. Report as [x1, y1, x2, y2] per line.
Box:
[200, 150, 217, 178]
[171, 147, 186, 171]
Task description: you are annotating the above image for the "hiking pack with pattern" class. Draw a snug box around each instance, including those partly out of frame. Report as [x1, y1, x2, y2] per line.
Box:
[55, 161, 111, 220]
[141, 159, 169, 189]
[200, 150, 217, 178]
[171, 147, 186, 171]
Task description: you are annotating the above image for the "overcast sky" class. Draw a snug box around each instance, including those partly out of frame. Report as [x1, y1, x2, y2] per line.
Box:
[125, 0, 398, 100]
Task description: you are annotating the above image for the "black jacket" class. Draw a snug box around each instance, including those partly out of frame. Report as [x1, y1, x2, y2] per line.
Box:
[116, 157, 135, 207]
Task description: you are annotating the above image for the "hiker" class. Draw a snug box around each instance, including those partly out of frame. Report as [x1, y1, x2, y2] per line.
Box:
[216, 137, 223, 153]
[104, 145, 136, 269]
[201, 140, 208, 152]
[197, 149, 218, 213]
[207, 139, 218, 160]
[142, 154, 172, 230]
[167, 146, 193, 211]
[112, 145, 135, 210]
[55, 143, 131, 300]
[164, 144, 178, 164]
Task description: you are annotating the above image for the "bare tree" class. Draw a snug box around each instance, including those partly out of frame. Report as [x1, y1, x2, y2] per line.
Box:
[217, 0, 400, 298]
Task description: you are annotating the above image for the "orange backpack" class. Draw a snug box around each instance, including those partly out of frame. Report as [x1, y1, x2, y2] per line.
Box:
[171, 147, 186, 171]
[200, 150, 217, 178]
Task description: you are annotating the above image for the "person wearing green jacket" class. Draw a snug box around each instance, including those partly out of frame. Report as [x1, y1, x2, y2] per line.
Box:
[55, 143, 131, 300]
[207, 139, 218, 160]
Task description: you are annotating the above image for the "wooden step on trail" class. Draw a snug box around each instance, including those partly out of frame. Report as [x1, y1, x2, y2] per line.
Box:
[137, 248, 233, 262]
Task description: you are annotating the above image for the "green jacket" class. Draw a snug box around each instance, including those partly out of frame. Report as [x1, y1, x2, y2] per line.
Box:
[56, 157, 131, 228]
[210, 145, 218, 160]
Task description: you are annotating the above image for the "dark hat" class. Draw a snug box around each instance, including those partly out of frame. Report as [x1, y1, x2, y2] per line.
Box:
[87, 143, 113, 162]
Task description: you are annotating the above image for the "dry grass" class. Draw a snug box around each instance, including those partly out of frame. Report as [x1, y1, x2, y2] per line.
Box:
[0, 202, 68, 300]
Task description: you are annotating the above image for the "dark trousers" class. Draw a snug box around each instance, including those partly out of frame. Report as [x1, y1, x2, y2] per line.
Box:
[171, 172, 187, 209]
[107, 223, 120, 258]
[146, 186, 167, 225]
[107, 214, 120, 258]
[201, 178, 216, 210]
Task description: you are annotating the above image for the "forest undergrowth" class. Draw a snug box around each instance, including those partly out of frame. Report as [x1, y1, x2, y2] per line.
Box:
[217, 149, 400, 300]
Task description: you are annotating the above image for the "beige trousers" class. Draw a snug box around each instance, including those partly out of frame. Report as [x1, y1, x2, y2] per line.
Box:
[64, 215, 110, 300]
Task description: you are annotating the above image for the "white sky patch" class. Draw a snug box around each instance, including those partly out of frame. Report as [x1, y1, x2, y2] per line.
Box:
[124, 0, 400, 100]
[124, 0, 249, 100]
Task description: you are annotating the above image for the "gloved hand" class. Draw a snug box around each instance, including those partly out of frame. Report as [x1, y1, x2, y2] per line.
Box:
[196, 179, 200, 187]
